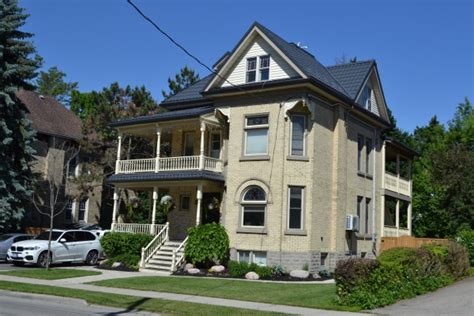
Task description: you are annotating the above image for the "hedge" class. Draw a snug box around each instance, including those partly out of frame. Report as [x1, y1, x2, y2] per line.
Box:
[227, 260, 273, 278]
[184, 223, 229, 268]
[335, 242, 470, 309]
[100, 232, 154, 258]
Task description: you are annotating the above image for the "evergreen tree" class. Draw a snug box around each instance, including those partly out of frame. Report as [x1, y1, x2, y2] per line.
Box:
[0, 0, 41, 232]
[36, 66, 78, 106]
[162, 66, 199, 98]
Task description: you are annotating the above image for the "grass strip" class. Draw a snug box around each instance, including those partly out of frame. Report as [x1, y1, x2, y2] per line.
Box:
[0, 268, 102, 280]
[0, 281, 285, 316]
[91, 276, 360, 312]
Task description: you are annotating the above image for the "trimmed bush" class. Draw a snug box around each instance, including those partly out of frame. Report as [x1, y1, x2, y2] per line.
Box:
[185, 223, 229, 268]
[335, 243, 470, 309]
[100, 232, 154, 258]
[227, 260, 272, 278]
[456, 229, 474, 266]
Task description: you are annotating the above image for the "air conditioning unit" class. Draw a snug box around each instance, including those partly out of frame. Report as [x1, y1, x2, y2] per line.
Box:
[345, 215, 359, 231]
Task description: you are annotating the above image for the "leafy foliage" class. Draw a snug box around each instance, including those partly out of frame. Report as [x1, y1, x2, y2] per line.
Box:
[100, 232, 153, 258]
[227, 261, 272, 278]
[36, 66, 78, 106]
[335, 244, 469, 309]
[105, 254, 141, 271]
[162, 66, 199, 98]
[456, 229, 474, 266]
[184, 223, 229, 267]
[0, 0, 41, 232]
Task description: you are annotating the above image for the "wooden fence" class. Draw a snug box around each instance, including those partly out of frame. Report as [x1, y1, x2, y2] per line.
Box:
[380, 235, 449, 252]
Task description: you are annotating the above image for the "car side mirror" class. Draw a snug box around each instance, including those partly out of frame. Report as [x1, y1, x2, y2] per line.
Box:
[59, 238, 67, 243]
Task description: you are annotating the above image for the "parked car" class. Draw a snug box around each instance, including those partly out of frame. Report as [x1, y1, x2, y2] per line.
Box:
[91, 229, 110, 239]
[7, 230, 102, 267]
[0, 234, 33, 261]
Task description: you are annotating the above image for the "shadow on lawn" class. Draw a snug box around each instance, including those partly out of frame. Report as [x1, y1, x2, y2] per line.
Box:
[105, 297, 150, 316]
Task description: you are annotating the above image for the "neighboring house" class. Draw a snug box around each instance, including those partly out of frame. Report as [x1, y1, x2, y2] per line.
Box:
[108, 22, 415, 273]
[16, 90, 102, 228]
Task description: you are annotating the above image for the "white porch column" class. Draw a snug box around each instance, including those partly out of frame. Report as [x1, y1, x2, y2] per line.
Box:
[199, 122, 206, 170]
[196, 184, 203, 225]
[155, 127, 161, 173]
[112, 188, 120, 228]
[395, 199, 400, 237]
[407, 202, 412, 235]
[151, 186, 158, 234]
[115, 133, 122, 173]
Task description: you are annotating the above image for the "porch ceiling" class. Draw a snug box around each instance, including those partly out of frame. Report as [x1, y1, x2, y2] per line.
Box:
[108, 170, 225, 186]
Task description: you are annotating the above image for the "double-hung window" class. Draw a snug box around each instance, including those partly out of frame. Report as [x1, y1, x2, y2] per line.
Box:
[65, 200, 74, 221]
[365, 138, 372, 175]
[290, 115, 306, 156]
[244, 115, 269, 156]
[78, 197, 88, 222]
[361, 87, 372, 111]
[241, 186, 267, 227]
[246, 57, 257, 83]
[365, 198, 371, 234]
[259, 55, 270, 81]
[288, 186, 304, 230]
[357, 135, 364, 172]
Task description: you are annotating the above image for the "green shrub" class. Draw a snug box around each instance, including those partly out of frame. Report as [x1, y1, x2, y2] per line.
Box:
[271, 264, 285, 277]
[456, 229, 474, 266]
[444, 241, 470, 279]
[227, 260, 272, 278]
[100, 232, 153, 258]
[111, 254, 141, 270]
[335, 259, 379, 299]
[185, 223, 229, 267]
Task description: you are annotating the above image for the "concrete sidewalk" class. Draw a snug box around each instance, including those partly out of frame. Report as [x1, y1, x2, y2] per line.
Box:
[0, 274, 368, 316]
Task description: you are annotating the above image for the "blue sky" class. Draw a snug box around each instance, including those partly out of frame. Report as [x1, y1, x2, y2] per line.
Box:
[20, 0, 472, 132]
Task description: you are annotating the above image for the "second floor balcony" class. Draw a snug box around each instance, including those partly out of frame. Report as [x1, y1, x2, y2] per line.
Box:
[383, 138, 416, 197]
[116, 155, 223, 174]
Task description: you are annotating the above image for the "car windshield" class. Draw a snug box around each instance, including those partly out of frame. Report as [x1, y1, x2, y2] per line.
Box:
[35, 231, 63, 241]
[0, 234, 13, 241]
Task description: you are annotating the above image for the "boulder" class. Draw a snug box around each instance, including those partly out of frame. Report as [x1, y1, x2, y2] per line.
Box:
[210, 265, 225, 273]
[312, 273, 322, 279]
[245, 271, 259, 280]
[290, 269, 310, 279]
[112, 262, 124, 268]
[187, 268, 201, 275]
[184, 263, 194, 272]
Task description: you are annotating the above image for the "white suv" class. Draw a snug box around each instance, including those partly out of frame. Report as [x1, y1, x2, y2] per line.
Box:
[7, 230, 102, 267]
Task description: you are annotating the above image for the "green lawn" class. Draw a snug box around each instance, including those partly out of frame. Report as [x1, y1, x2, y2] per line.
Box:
[91, 276, 359, 312]
[0, 281, 284, 316]
[1, 268, 102, 280]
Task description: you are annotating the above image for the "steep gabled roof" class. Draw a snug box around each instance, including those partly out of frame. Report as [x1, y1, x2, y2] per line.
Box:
[161, 74, 214, 106]
[327, 60, 375, 99]
[16, 90, 82, 140]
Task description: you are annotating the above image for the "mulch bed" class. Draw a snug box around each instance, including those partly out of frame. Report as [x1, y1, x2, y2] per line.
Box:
[173, 268, 333, 282]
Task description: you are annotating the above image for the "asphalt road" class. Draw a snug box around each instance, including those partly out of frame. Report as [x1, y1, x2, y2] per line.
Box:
[0, 290, 160, 316]
[373, 277, 474, 316]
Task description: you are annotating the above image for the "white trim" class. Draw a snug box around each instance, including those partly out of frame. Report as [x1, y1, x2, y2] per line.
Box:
[240, 186, 267, 228]
[289, 114, 307, 157]
[78, 197, 89, 223]
[287, 186, 305, 230]
[244, 115, 269, 156]
[208, 131, 222, 159]
[71, 199, 77, 221]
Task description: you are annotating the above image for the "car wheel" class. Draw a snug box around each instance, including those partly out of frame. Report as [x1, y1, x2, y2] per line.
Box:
[12, 262, 24, 267]
[37, 251, 51, 268]
[85, 250, 99, 265]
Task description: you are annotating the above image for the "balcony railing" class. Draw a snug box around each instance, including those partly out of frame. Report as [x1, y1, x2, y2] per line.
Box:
[111, 223, 166, 235]
[116, 156, 223, 174]
[383, 226, 410, 237]
[384, 173, 411, 196]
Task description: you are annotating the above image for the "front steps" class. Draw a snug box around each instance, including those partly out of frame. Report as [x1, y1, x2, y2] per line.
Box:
[142, 240, 184, 274]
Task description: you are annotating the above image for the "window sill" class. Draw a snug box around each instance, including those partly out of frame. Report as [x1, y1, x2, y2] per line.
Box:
[239, 155, 270, 162]
[286, 155, 309, 162]
[237, 227, 267, 234]
[357, 171, 373, 179]
[284, 229, 307, 236]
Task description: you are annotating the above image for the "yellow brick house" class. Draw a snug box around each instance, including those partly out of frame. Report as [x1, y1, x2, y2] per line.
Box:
[108, 22, 415, 273]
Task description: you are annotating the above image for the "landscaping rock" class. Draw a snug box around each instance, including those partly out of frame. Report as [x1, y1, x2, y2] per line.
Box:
[210, 265, 225, 273]
[99, 259, 108, 266]
[245, 271, 259, 280]
[290, 269, 310, 279]
[187, 268, 201, 275]
[184, 263, 194, 272]
[312, 273, 322, 279]
[112, 262, 124, 268]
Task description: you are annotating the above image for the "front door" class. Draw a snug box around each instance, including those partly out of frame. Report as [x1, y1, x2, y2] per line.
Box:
[202, 192, 222, 224]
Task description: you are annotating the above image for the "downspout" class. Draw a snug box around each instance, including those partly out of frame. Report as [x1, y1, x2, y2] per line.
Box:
[372, 126, 377, 255]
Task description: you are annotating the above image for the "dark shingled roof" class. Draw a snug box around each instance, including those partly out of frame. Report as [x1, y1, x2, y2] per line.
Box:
[111, 106, 215, 127]
[161, 74, 214, 105]
[327, 60, 375, 99]
[16, 90, 82, 140]
[108, 170, 225, 183]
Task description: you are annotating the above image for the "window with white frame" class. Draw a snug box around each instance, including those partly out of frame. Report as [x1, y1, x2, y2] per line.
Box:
[78, 197, 88, 222]
[238, 250, 267, 266]
[290, 114, 306, 156]
[241, 186, 266, 227]
[361, 86, 372, 111]
[246, 57, 257, 83]
[288, 186, 304, 230]
[65, 199, 73, 221]
[357, 134, 364, 172]
[365, 138, 372, 174]
[365, 198, 371, 234]
[67, 156, 78, 177]
[244, 115, 269, 156]
[259, 55, 270, 81]
[209, 132, 221, 159]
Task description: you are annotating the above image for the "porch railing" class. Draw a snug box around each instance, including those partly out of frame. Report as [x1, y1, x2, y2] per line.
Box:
[111, 223, 166, 235]
[384, 173, 411, 196]
[171, 236, 188, 272]
[140, 222, 169, 268]
[383, 226, 411, 237]
[116, 155, 223, 174]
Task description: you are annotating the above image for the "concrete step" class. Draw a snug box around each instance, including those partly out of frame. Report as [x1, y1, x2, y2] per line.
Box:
[161, 246, 183, 251]
[144, 264, 172, 273]
[139, 268, 171, 275]
[149, 259, 172, 265]
[165, 241, 184, 246]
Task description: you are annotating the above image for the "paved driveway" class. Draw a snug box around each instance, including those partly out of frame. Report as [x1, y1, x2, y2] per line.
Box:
[373, 277, 474, 316]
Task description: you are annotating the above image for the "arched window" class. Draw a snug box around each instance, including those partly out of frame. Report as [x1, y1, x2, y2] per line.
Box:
[241, 186, 267, 227]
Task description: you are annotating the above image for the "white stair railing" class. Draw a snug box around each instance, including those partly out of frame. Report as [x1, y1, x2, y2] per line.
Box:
[140, 222, 169, 267]
[171, 236, 188, 272]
